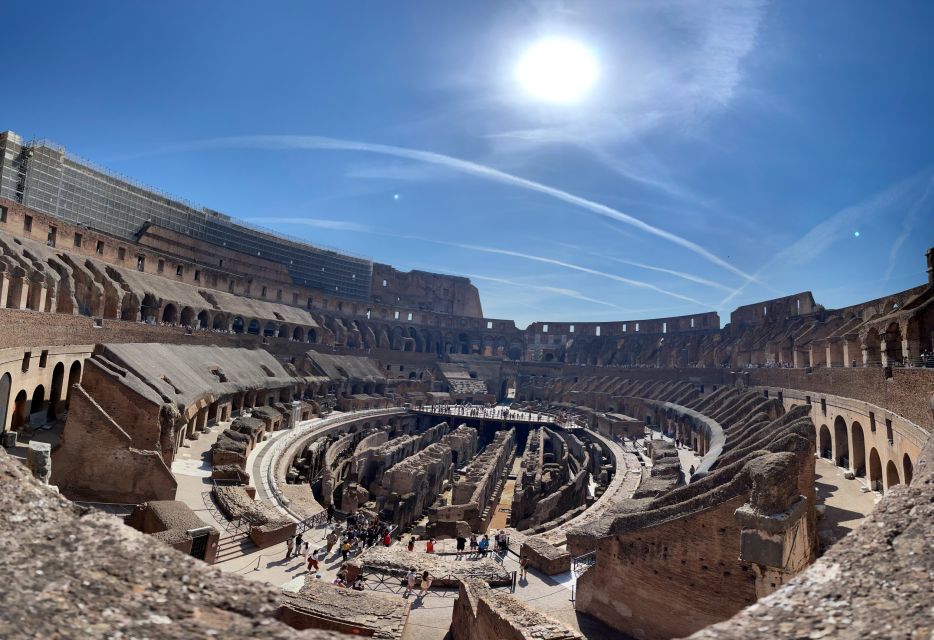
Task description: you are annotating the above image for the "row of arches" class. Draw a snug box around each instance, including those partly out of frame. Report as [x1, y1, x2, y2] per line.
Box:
[0, 360, 83, 432]
[152, 302, 319, 343]
[817, 415, 914, 493]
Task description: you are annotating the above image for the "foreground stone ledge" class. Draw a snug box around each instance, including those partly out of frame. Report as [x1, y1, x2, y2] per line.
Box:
[688, 437, 934, 640]
[0, 449, 339, 639]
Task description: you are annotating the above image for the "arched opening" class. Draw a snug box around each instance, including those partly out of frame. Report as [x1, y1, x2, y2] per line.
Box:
[197, 310, 210, 329]
[885, 460, 900, 491]
[507, 344, 523, 361]
[292, 326, 305, 341]
[162, 304, 178, 324]
[30, 385, 46, 416]
[48, 362, 65, 420]
[11, 390, 28, 430]
[307, 328, 317, 344]
[833, 416, 849, 468]
[818, 425, 832, 459]
[263, 321, 276, 337]
[179, 306, 195, 327]
[66, 361, 81, 404]
[851, 421, 866, 477]
[247, 319, 260, 335]
[277, 324, 289, 338]
[863, 329, 881, 366]
[120, 292, 139, 321]
[868, 448, 883, 492]
[883, 322, 904, 365]
[458, 333, 471, 354]
[140, 293, 160, 323]
[213, 314, 228, 331]
[903, 454, 913, 486]
[0, 373, 11, 431]
[231, 317, 245, 334]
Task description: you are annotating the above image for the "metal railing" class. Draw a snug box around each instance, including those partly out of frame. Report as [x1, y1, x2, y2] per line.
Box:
[356, 566, 517, 597]
[572, 551, 596, 577]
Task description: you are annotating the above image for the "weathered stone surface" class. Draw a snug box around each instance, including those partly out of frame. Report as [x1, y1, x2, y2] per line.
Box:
[279, 576, 409, 639]
[0, 448, 338, 639]
[452, 578, 581, 640]
[346, 546, 512, 587]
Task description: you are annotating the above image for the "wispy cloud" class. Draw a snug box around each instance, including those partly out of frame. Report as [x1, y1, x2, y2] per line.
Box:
[718, 168, 934, 308]
[602, 256, 734, 292]
[185, 134, 755, 282]
[885, 175, 934, 281]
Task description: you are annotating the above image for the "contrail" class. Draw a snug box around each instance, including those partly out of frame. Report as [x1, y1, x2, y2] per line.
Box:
[195, 135, 756, 282]
[600, 256, 734, 292]
[258, 216, 709, 307]
[463, 274, 624, 310]
[447, 242, 707, 306]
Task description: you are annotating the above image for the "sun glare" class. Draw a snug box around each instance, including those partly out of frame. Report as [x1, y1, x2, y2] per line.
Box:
[515, 37, 598, 103]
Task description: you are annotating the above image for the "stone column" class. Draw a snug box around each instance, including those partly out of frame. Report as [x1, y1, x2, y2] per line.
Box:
[0, 272, 9, 308]
[842, 337, 859, 367]
[27, 441, 52, 484]
[735, 453, 813, 598]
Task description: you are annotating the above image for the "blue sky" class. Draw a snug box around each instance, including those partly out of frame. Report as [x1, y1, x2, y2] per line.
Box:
[3, 1, 933, 326]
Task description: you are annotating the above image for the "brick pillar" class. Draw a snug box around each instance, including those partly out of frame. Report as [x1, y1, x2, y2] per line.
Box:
[0, 273, 8, 308]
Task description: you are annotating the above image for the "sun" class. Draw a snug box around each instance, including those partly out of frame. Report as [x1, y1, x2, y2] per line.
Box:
[515, 37, 599, 103]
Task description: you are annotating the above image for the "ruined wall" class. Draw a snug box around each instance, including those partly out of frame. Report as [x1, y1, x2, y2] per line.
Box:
[451, 578, 582, 640]
[52, 386, 176, 502]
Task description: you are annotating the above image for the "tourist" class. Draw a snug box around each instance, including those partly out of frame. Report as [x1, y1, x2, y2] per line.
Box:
[286, 536, 294, 559]
[326, 530, 338, 555]
[326, 504, 334, 524]
[306, 550, 319, 573]
[418, 570, 433, 596]
[405, 568, 417, 595]
[455, 535, 466, 559]
[469, 534, 478, 556]
[426, 538, 434, 553]
[351, 577, 365, 591]
[294, 534, 304, 557]
[383, 530, 392, 546]
[519, 555, 529, 580]
[341, 540, 351, 561]
[478, 535, 490, 557]
[407, 537, 415, 552]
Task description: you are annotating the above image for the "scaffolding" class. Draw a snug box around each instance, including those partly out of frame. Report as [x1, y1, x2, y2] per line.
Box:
[0, 131, 373, 299]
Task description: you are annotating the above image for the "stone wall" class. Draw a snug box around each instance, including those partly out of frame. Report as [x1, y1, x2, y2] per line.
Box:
[451, 578, 582, 640]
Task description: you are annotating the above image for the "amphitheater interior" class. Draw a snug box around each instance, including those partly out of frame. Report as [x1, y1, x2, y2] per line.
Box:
[0, 134, 932, 639]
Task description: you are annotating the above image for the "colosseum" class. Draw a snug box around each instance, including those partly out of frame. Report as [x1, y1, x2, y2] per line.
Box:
[0, 128, 931, 640]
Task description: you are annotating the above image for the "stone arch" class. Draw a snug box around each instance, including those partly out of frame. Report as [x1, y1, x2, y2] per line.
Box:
[232, 317, 245, 334]
[863, 328, 881, 366]
[11, 390, 28, 430]
[307, 328, 317, 344]
[885, 459, 900, 490]
[161, 303, 178, 324]
[0, 373, 11, 432]
[833, 416, 849, 468]
[197, 309, 210, 329]
[868, 448, 883, 491]
[247, 319, 260, 335]
[179, 306, 195, 327]
[48, 362, 65, 420]
[120, 292, 140, 321]
[31, 385, 46, 415]
[66, 361, 81, 404]
[903, 453, 913, 486]
[818, 425, 831, 459]
[213, 313, 228, 331]
[458, 333, 471, 354]
[851, 421, 866, 477]
[292, 326, 305, 341]
[140, 293, 159, 322]
[883, 322, 904, 365]
[263, 321, 277, 337]
[507, 343, 523, 361]
[277, 324, 289, 339]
